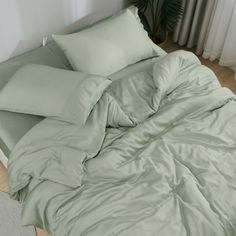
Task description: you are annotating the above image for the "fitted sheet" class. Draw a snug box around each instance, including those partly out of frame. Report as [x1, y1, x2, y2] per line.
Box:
[0, 47, 159, 157]
[0, 111, 43, 156]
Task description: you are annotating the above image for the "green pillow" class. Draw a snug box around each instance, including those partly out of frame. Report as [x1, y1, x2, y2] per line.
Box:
[52, 6, 164, 76]
[0, 64, 111, 125]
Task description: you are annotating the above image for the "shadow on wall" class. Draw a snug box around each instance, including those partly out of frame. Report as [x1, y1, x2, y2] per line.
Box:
[64, 0, 129, 33]
[1, 0, 128, 62]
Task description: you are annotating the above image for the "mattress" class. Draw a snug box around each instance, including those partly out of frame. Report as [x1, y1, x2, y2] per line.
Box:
[0, 43, 159, 157]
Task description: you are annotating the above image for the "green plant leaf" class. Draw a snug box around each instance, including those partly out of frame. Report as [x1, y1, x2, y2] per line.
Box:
[160, 0, 184, 32]
[138, 11, 151, 35]
[130, 0, 149, 12]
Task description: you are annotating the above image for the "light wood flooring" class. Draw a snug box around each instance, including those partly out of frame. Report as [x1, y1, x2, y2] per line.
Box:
[0, 41, 235, 236]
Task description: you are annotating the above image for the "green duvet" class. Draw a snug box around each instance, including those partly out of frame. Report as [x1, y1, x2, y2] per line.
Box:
[8, 51, 236, 236]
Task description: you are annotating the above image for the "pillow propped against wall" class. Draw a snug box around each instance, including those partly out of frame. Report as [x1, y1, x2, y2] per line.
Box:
[0, 64, 111, 125]
[52, 6, 166, 76]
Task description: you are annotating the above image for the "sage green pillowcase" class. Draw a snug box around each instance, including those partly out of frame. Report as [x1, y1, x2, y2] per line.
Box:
[52, 6, 165, 76]
[0, 64, 111, 125]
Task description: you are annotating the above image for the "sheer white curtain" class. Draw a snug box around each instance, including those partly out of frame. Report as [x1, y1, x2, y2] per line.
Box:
[203, 0, 236, 73]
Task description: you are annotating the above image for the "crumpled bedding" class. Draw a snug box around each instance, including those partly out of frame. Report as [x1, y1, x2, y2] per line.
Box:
[8, 50, 236, 236]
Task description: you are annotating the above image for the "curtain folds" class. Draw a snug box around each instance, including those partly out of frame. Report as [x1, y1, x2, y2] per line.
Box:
[203, 0, 236, 72]
[173, 0, 216, 54]
[173, 0, 236, 73]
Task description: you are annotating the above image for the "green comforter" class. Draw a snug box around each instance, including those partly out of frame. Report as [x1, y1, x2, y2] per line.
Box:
[8, 51, 236, 236]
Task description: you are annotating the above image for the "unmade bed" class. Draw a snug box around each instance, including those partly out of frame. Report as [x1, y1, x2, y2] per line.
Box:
[0, 6, 236, 236]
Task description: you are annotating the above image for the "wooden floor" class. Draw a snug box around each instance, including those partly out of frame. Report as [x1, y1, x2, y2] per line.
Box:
[0, 41, 235, 236]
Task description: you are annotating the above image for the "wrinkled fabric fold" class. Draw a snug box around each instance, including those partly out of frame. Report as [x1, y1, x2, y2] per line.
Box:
[8, 50, 236, 236]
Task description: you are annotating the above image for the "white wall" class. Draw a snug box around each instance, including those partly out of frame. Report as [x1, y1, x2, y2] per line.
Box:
[0, 0, 128, 63]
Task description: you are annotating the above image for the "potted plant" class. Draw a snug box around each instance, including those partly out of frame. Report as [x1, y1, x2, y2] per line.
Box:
[131, 0, 183, 47]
